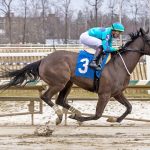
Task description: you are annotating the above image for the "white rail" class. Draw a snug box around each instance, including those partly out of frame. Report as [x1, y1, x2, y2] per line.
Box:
[0, 52, 50, 57]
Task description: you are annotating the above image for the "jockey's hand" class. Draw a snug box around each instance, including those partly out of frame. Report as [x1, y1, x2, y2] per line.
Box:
[118, 46, 124, 50]
[112, 47, 121, 54]
[114, 47, 121, 52]
[114, 47, 120, 51]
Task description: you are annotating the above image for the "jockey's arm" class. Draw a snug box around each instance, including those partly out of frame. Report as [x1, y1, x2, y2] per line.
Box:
[102, 38, 118, 53]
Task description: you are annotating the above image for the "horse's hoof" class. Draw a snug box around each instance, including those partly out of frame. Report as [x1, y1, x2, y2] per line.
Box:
[68, 114, 76, 119]
[77, 121, 82, 126]
[107, 116, 117, 122]
[74, 110, 82, 116]
[56, 116, 63, 125]
[116, 118, 122, 123]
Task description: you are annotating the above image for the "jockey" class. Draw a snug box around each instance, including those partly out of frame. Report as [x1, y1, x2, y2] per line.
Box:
[80, 22, 125, 70]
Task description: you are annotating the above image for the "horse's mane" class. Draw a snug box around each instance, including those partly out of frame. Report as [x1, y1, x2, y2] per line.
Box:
[111, 29, 141, 61]
[123, 30, 140, 48]
[123, 28, 150, 48]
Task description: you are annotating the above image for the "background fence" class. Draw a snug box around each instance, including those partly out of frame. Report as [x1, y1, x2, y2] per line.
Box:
[0, 44, 147, 80]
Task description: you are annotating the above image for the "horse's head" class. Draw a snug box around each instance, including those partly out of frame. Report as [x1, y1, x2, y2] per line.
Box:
[123, 28, 150, 55]
[139, 28, 150, 55]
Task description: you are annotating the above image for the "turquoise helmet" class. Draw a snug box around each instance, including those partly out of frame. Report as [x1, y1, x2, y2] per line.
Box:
[111, 22, 125, 32]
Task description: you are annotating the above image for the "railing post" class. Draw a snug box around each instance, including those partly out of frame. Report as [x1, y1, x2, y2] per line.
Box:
[146, 56, 150, 93]
[28, 100, 34, 125]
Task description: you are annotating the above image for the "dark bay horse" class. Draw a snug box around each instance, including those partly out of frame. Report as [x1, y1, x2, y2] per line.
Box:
[0, 28, 150, 125]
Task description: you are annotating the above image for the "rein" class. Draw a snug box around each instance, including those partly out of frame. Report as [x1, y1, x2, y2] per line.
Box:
[118, 52, 131, 76]
[116, 36, 149, 76]
[117, 47, 144, 76]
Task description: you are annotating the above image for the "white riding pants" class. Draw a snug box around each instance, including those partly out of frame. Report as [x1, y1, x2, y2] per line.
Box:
[80, 32, 102, 50]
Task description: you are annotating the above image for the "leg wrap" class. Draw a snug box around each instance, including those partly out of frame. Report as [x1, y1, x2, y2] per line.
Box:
[69, 106, 76, 113]
[69, 106, 81, 116]
[52, 105, 62, 115]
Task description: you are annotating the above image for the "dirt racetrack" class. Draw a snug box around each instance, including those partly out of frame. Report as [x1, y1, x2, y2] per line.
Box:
[1, 101, 150, 149]
[0, 123, 150, 150]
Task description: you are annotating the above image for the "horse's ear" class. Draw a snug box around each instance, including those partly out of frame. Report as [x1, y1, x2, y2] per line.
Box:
[140, 28, 145, 35]
[140, 28, 149, 35]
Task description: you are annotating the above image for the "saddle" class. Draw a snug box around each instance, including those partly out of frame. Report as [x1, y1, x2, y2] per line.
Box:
[75, 50, 111, 92]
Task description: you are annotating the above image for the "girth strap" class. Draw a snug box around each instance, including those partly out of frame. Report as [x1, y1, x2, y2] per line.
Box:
[93, 70, 99, 92]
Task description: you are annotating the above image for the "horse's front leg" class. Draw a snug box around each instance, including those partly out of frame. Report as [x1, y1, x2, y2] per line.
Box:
[69, 93, 110, 122]
[107, 92, 132, 123]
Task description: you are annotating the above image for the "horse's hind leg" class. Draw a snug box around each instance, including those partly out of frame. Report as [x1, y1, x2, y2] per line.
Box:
[69, 93, 110, 122]
[40, 86, 63, 123]
[55, 81, 81, 125]
[113, 92, 132, 122]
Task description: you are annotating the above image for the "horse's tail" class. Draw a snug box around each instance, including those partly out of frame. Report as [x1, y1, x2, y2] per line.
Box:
[0, 60, 41, 90]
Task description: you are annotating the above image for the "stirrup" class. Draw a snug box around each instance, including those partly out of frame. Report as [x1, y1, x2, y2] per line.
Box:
[89, 62, 102, 71]
[89, 61, 97, 68]
[95, 65, 102, 71]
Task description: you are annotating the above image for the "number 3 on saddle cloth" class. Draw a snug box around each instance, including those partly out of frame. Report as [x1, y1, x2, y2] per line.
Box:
[75, 50, 111, 91]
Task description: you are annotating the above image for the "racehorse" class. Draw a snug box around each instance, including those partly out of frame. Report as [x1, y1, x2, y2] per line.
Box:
[0, 28, 150, 125]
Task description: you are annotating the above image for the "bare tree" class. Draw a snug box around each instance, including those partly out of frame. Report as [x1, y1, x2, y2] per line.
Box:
[133, 0, 138, 30]
[54, 0, 72, 44]
[29, 0, 40, 17]
[62, 0, 71, 44]
[75, 10, 86, 39]
[108, 0, 118, 23]
[144, 0, 150, 30]
[22, 0, 28, 44]
[41, 0, 49, 43]
[0, 0, 13, 43]
[87, 0, 103, 26]
[125, 0, 143, 31]
[28, 0, 41, 43]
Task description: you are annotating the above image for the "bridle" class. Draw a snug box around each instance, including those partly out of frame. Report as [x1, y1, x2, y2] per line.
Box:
[120, 35, 150, 55]
[116, 35, 150, 76]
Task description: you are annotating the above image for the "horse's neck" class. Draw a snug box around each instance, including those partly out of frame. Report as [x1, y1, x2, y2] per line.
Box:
[121, 51, 142, 73]
[120, 37, 143, 74]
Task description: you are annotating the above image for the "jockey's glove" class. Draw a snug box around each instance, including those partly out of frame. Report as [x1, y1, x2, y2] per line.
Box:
[116, 46, 123, 51]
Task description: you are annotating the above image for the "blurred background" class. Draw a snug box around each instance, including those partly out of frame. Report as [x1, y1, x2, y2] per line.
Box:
[0, 0, 149, 44]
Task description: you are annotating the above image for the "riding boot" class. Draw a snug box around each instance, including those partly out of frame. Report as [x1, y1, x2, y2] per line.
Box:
[89, 47, 102, 71]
